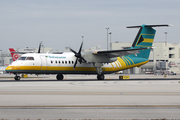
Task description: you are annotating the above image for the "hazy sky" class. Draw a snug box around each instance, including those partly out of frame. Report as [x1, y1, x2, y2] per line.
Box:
[0, 0, 179, 52]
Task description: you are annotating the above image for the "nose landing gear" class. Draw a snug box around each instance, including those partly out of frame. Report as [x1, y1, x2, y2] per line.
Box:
[97, 74, 105, 80]
[14, 75, 21, 81]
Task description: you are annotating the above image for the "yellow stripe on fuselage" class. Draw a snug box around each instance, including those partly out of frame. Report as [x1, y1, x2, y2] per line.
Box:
[116, 60, 122, 67]
[110, 63, 114, 68]
[126, 56, 134, 65]
[117, 57, 126, 68]
[123, 57, 131, 65]
[6, 59, 149, 73]
[122, 58, 128, 66]
[114, 62, 119, 68]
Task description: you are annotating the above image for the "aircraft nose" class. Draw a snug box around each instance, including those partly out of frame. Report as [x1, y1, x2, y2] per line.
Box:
[5, 66, 14, 72]
[6, 66, 12, 70]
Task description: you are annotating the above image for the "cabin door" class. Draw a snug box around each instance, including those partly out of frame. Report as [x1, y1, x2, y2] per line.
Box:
[40, 55, 47, 70]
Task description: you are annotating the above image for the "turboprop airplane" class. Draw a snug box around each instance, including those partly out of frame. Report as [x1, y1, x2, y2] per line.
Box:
[5, 24, 170, 80]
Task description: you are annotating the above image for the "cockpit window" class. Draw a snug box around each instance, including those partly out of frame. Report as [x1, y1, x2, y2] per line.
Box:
[18, 57, 26, 60]
[26, 57, 34, 60]
[18, 57, 34, 60]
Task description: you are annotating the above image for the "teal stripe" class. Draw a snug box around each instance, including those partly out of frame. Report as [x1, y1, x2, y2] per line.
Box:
[123, 57, 130, 66]
[124, 56, 131, 65]
[126, 56, 134, 65]
[142, 34, 155, 39]
[137, 42, 152, 47]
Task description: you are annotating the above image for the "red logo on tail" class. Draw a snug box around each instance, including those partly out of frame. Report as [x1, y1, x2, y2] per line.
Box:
[9, 48, 21, 61]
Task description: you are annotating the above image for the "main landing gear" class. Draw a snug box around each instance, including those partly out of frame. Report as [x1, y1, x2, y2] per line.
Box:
[94, 63, 105, 80]
[56, 74, 64, 80]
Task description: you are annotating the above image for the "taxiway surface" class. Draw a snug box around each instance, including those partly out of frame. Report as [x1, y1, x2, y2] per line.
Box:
[0, 74, 180, 119]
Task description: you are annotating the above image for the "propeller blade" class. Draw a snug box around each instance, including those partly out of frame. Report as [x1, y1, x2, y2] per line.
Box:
[80, 57, 87, 63]
[73, 58, 78, 69]
[71, 41, 86, 69]
[70, 48, 77, 54]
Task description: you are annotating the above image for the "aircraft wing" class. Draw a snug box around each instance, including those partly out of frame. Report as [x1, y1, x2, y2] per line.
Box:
[93, 48, 149, 58]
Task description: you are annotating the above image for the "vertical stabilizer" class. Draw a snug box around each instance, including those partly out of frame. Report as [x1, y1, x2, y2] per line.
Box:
[127, 24, 169, 58]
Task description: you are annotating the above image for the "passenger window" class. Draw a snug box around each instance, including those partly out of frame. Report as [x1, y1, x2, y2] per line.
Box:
[59, 61, 61, 64]
[62, 61, 64, 64]
[55, 60, 57, 64]
[69, 61, 71, 64]
[51, 60, 53, 64]
[72, 61, 74, 64]
[65, 61, 67, 64]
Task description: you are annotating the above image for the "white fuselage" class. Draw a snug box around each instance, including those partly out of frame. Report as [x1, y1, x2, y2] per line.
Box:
[7, 52, 119, 74]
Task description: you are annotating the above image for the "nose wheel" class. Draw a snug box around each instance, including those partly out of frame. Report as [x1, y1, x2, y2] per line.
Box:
[14, 75, 21, 81]
[97, 74, 105, 80]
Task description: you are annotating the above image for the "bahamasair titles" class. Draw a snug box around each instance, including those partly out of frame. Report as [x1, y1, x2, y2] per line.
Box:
[6, 24, 170, 80]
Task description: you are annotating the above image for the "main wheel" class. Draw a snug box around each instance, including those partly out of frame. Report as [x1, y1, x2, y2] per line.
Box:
[97, 74, 105, 80]
[14, 76, 21, 81]
[56, 74, 64, 80]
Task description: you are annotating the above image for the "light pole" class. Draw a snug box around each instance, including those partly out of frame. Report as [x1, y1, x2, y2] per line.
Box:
[106, 28, 109, 50]
[109, 32, 112, 50]
[165, 32, 167, 46]
[164, 32, 168, 72]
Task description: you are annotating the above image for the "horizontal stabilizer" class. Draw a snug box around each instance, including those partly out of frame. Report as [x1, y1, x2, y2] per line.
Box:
[127, 24, 171, 28]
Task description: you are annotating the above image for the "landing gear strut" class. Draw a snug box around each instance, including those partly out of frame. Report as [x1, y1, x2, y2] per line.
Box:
[97, 74, 105, 80]
[56, 74, 64, 80]
[93, 63, 105, 80]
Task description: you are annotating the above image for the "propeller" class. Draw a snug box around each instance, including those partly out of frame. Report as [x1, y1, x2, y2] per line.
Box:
[38, 42, 42, 53]
[70, 42, 87, 69]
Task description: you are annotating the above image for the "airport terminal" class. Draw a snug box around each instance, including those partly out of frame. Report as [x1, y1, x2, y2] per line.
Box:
[0, 41, 180, 75]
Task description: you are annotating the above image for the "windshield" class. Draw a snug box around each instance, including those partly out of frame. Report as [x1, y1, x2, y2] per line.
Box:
[18, 57, 34, 60]
[18, 57, 26, 60]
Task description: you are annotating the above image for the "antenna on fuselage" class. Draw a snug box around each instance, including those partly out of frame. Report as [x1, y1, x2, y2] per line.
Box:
[82, 36, 84, 52]
[38, 41, 43, 53]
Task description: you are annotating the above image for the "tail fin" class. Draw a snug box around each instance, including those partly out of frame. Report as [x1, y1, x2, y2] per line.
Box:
[9, 48, 21, 61]
[127, 24, 169, 58]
